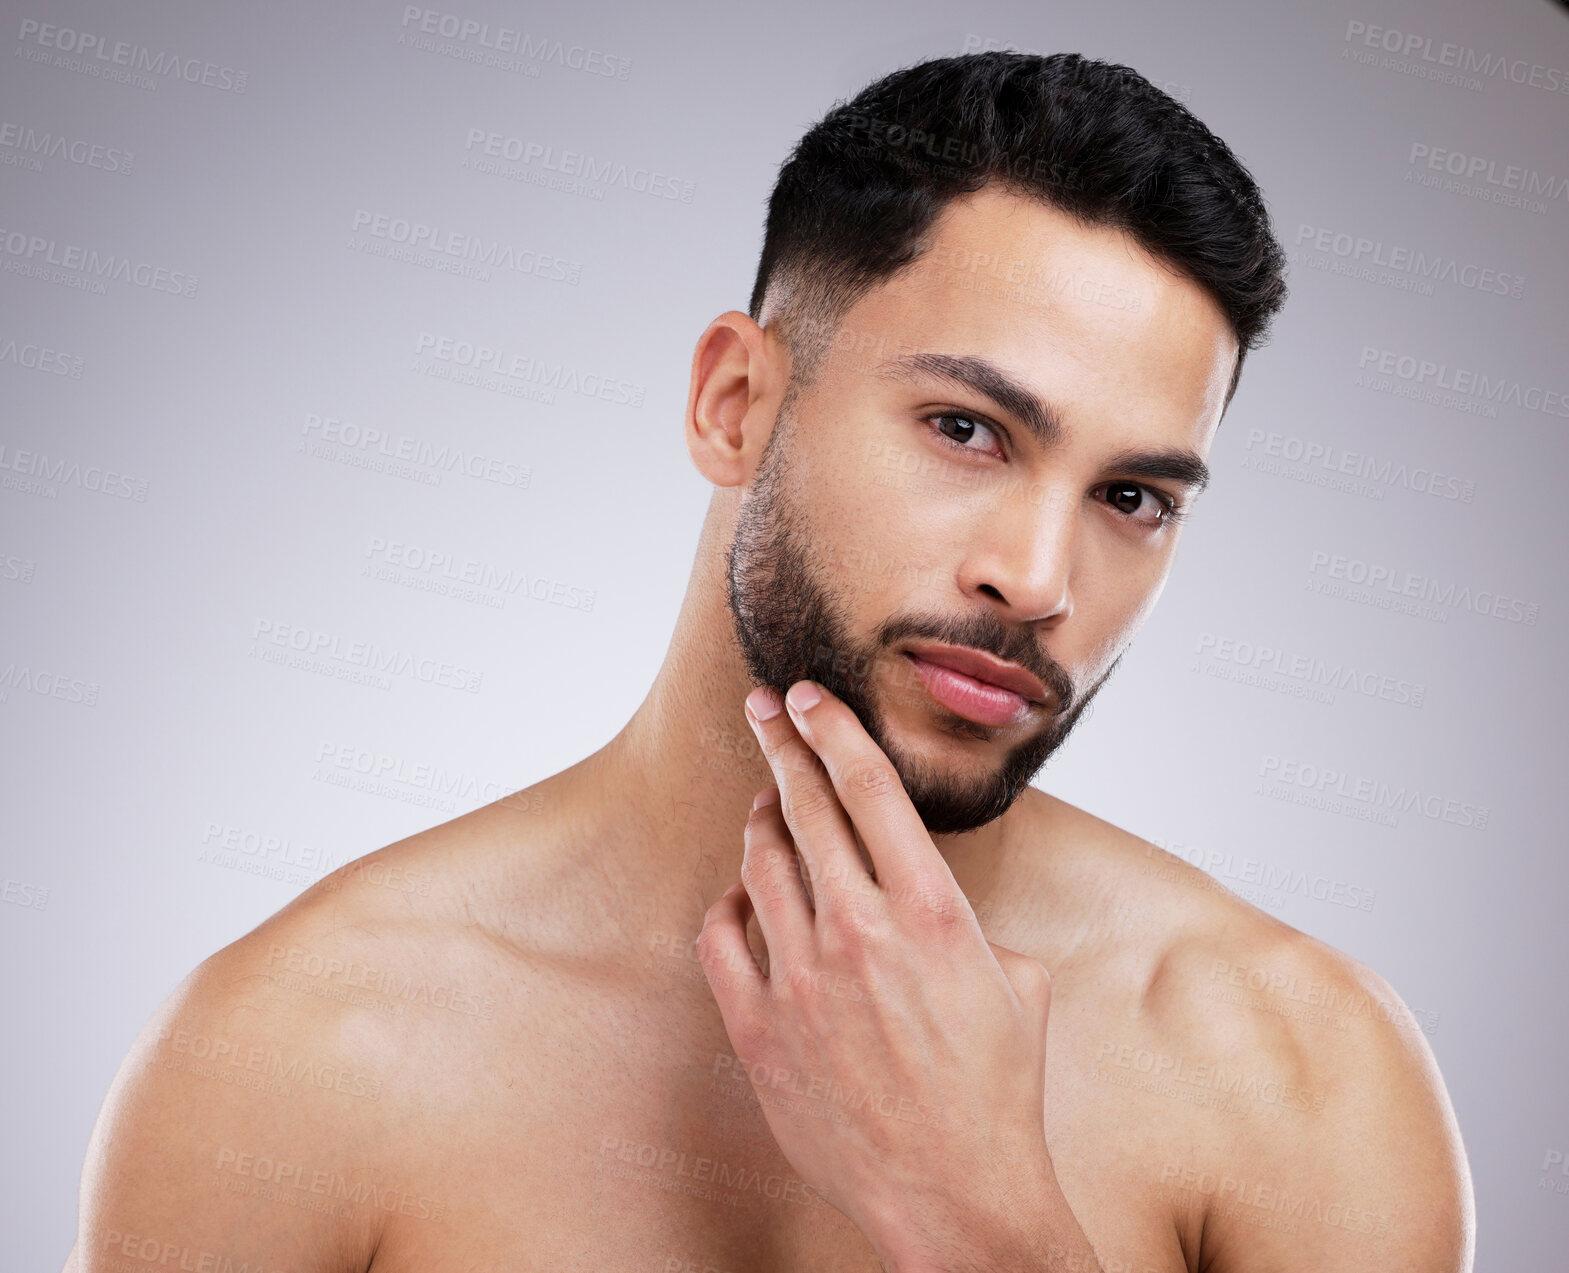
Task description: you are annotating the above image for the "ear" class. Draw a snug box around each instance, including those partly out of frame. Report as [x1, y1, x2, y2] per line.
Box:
[684, 311, 790, 487]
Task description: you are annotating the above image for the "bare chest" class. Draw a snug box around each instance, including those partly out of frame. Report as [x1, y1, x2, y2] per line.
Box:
[361, 964, 1196, 1273]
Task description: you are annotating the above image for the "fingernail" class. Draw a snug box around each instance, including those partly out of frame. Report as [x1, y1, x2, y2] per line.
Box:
[786, 681, 821, 713]
[753, 786, 780, 810]
[746, 686, 782, 722]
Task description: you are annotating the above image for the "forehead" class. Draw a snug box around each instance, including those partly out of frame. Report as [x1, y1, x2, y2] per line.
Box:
[828, 184, 1239, 448]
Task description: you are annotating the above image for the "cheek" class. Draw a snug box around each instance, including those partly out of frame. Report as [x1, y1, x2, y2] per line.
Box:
[813, 459, 973, 602]
[1068, 536, 1175, 659]
[831, 520, 954, 614]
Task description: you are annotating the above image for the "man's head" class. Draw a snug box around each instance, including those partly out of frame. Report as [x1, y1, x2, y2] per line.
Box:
[691, 52, 1288, 836]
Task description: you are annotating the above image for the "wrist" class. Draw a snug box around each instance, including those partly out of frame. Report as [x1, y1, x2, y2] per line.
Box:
[871, 1154, 1091, 1273]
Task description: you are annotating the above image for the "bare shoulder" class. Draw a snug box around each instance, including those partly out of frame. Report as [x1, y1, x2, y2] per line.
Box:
[68, 790, 567, 1273]
[70, 890, 414, 1271]
[1025, 793, 1474, 1272]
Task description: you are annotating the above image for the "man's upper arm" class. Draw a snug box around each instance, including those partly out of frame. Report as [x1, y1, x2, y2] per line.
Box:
[1202, 941, 1474, 1273]
[69, 932, 389, 1273]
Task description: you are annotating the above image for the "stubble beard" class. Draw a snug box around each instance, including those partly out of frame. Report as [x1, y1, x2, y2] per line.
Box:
[724, 411, 1113, 837]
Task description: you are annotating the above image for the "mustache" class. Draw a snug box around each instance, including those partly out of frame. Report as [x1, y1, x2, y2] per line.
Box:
[874, 612, 1075, 715]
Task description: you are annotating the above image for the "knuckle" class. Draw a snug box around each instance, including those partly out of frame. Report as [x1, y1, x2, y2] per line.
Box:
[784, 780, 838, 825]
[1012, 956, 1052, 1004]
[917, 892, 968, 932]
[844, 759, 901, 803]
[738, 850, 775, 897]
[897, 874, 969, 931]
[770, 962, 805, 1004]
[693, 919, 723, 962]
[778, 963, 835, 1020]
[745, 797, 786, 840]
[821, 901, 882, 961]
[781, 744, 828, 785]
[732, 1010, 773, 1058]
[1014, 953, 1048, 982]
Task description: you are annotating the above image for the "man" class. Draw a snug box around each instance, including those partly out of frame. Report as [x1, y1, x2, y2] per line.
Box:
[65, 51, 1472, 1273]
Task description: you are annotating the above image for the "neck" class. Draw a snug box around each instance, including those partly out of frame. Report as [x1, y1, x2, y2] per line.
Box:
[583, 491, 1016, 923]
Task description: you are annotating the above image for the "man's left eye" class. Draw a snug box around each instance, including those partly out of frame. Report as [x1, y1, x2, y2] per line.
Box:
[931, 413, 1000, 454]
[1102, 482, 1174, 524]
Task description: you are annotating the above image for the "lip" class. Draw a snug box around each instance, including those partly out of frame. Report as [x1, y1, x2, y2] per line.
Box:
[900, 643, 1054, 729]
[902, 642, 1051, 706]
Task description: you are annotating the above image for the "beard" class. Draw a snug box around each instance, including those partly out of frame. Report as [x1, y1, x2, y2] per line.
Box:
[724, 408, 1118, 837]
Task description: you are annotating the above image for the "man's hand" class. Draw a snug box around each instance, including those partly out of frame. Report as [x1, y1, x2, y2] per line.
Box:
[696, 679, 1100, 1273]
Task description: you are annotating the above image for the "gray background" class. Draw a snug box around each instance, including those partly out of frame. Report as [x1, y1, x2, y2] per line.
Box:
[2, 0, 1565, 1267]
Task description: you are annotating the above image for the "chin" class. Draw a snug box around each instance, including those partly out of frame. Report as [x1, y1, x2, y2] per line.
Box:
[879, 686, 1018, 751]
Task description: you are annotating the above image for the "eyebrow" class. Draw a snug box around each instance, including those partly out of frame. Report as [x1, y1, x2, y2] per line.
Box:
[872, 350, 1211, 495]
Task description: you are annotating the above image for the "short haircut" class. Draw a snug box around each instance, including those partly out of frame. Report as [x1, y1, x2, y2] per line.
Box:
[748, 51, 1288, 411]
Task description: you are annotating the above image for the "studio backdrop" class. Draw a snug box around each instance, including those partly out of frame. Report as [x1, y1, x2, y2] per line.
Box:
[1, 0, 1565, 1268]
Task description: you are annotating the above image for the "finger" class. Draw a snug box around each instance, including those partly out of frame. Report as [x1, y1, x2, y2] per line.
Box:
[988, 940, 1053, 1026]
[745, 686, 869, 908]
[696, 883, 767, 1015]
[740, 788, 816, 963]
[782, 679, 963, 909]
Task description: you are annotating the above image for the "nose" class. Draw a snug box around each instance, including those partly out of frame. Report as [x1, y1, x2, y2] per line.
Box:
[960, 481, 1076, 625]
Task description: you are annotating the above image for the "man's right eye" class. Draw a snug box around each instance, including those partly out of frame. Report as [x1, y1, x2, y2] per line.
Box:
[926, 413, 1004, 459]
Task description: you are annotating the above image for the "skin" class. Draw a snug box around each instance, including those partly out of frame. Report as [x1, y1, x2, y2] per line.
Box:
[63, 185, 1473, 1273]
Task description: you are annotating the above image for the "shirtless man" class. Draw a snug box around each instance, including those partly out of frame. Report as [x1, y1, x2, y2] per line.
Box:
[64, 51, 1472, 1273]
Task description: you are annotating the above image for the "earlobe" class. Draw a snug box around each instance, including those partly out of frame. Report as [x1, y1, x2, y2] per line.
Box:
[685, 311, 782, 488]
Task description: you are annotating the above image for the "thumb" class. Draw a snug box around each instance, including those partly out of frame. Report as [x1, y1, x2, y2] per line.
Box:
[987, 939, 1053, 1020]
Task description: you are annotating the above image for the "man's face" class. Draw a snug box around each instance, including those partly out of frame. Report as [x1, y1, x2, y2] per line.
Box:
[725, 185, 1237, 836]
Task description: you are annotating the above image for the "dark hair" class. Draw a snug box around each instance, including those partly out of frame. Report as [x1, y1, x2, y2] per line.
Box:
[748, 51, 1287, 410]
